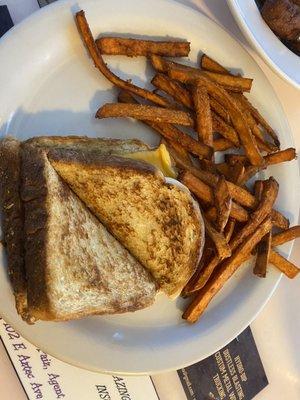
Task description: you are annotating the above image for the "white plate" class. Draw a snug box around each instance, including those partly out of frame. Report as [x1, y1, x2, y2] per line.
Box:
[227, 0, 300, 89]
[0, 0, 299, 375]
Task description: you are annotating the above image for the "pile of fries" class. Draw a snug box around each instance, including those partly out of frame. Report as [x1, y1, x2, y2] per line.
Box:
[75, 10, 299, 323]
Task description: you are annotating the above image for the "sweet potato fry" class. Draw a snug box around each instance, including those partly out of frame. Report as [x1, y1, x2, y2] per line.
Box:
[200, 54, 279, 145]
[151, 74, 232, 129]
[96, 37, 190, 57]
[213, 138, 236, 152]
[75, 11, 171, 107]
[203, 71, 253, 92]
[229, 177, 278, 252]
[192, 82, 213, 147]
[214, 176, 232, 232]
[168, 71, 264, 166]
[151, 73, 192, 109]
[234, 93, 280, 146]
[254, 231, 272, 278]
[265, 148, 297, 165]
[229, 163, 245, 186]
[96, 103, 194, 126]
[180, 171, 249, 222]
[210, 98, 231, 123]
[117, 91, 212, 159]
[149, 54, 199, 75]
[150, 55, 252, 92]
[269, 250, 299, 279]
[272, 226, 300, 246]
[239, 165, 261, 185]
[254, 180, 264, 201]
[183, 217, 272, 323]
[224, 219, 236, 242]
[203, 216, 231, 259]
[215, 162, 232, 177]
[182, 241, 215, 296]
[212, 114, 239, 146]
[201, 54, 229, 74]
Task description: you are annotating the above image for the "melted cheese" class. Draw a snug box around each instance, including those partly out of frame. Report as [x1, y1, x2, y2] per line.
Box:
[124, 144, 177, 178]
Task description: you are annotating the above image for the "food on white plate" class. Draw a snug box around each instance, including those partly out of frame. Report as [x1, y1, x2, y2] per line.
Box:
[48, 146, 204, 297]
[1, 9, 299, 326]
[0, 136, 204, 322]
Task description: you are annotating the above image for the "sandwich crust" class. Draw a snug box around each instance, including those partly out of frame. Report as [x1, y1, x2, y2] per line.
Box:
[0, 137, 29, 320]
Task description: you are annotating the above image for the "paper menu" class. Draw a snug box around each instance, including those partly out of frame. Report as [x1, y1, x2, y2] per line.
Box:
[0, 318, 159, 400]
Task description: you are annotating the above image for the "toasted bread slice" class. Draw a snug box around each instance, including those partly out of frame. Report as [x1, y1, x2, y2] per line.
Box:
[21, 144, 156, 321]
[25, 136, 150, 154]
[0, 137, 29, 320]
[49, 149, 204, 296]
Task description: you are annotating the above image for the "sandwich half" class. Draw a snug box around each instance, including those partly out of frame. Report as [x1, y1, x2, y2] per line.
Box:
[49, 148, 204, 297]
[21, 143, 156, 321]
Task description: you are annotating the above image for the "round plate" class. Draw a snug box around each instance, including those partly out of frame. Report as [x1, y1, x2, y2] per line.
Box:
[227, 0, 300, 89]
[0, 0, 298, 375]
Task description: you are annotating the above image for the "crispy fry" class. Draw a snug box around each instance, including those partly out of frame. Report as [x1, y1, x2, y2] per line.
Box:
[96, 103, 194, 126]
[200, 55, 279, 145]
[204, 71, 253, 92]
[212, 114, 239, 146]
[151, 74, 232, 130]
[214, 176, 232, 232]
[96, 37, 190, 57]
[201, 54, 229, 74]
[215, 162, 232, 177]
[183, 217, 272, 323]
[229, 177, 278, 252]
[117, 91, 213, 159]
[168, 70, 264, 166]
[272, 226, 300, 246]
[224, 219, 236, 242]
[213, 138, 236, 152]
[203, 216, 231, 259]
[238, 165, 260, 185]
[229, 163, 245, 186]
[265, 148, 297, 164]
[269, 250, 300, 279]
[75, 11, 171, 107]
[192, 82, 213, 147]
[210, 97, 231, 123]
[150, 55, 252, 92]
[226, 149, 296, 166]
[235, 94, 280, 146]
[271, 210, 290, 230]
[180, 171, 249, 222]
[149, 54, 199, 75]
[182, 241, 215, 296]
[254, 180, 264, 201]
[254, 231, 272, 278]
[151, 73, 192, 109]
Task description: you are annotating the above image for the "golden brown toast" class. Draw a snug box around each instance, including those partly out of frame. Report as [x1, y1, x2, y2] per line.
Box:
[21, 144, 156, 321]
[49, 149, 204, 297]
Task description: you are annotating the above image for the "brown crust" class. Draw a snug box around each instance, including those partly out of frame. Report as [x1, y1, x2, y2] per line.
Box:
[0, 137, 29, 320]
[25, 136, 150, 153]
[21, 144, 52, 320]
[48, 149, 163, 178]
